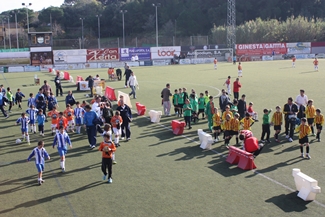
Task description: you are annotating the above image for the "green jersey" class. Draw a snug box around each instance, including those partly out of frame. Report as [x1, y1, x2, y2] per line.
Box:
[178, 93, 184, 104]
[230, 105, 238, 115]
[183, 103, 192, 117]
[172, 94, 179, 105]
[262, 110, 272, 124]
[204, 95, 210, 104]
[198, 97, 205, 109]
[190, 98, 198, 113]
[6, 91, 13, 102]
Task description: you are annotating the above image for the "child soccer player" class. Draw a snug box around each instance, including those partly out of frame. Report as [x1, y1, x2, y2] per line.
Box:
[204, 90, 210, 105]
[81, 100, 88, 109]
[214, 58, 218, 69]
[314, 109, 324, 142]
[99, 133, 116, 183]
[74, 101, 85, 134]
[271, 106, 283, 142]
[111, 111, 123, 147]
[261, 108, 272, 143]
[27, 140, 50, 185]
[102, 124, 116, 164]
[48, 106, 59, 135]
[212, 108, 222, 142]
[231, 113, 241, 144]
[37, 109, 46, 137]
[178, 88, 184, 117]
[223, 76, 231, 95]
[296, 118, 311, 159]
[313, 58, 319, 71]
[57, 112, 68, 131]
[240, 113, 255, 131]
[305, 99, 316, 136]
[172, 89, 179, 116]
[197, 93, 206, 120]
[190, 94, 198, 123]
[238, 62, 243, 77]
[47, 92, 58, 112]
[230, 99, 238, 115]
[15, 88, 25, 109]
[223, 114, 233, 148]
[64, 104, 75, 133]
[183, 99, 192, 129]
[247, 102, 258, 121]
[292, 56, 296, 68]
[6, 87, 14, 113]
[53, 126, 72, 172]
[26, 105, 38, 134]
[27, 93, 36, 108]
[222, 105, 233, 121]
[16, 112, 30, 145]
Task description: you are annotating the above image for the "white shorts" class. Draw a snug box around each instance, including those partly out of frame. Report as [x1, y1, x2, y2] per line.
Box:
[51, 124, 57, 128]
[68, 120, 75, 126]
[248, 112, 256, 116]
[238, 70, 242, 75]
[113, 127, 121, 136]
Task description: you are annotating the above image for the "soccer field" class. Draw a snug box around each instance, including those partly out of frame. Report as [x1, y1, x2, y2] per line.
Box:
[1, 59, 325, 217]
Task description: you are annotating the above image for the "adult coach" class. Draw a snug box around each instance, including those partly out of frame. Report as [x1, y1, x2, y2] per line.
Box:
[233, 78, 242, 100]
[41, 80, 52, 97]
[54, 72, 63, 97]
[85, 75, 94, 97]
[83, 105, 98, 149]
[128, 71, 139, 99]
[295, 89, 308, 110]
[117, 100, 132, 140]
[161, 83, 172, 116]
[124, 65, 132, 88]
[0, 87, 9, 118]
[238, 94, 247, 120]
[219, 89, 230, 112]
[283, 97, 299, 142]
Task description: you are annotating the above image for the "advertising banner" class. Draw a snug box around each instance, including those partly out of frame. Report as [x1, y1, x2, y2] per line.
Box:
[0, 52, 30, 65]
[179, 59, 191, 65]
[24, 66, 41, 72]
[120, 47, 151, 61]
[30, 51, 53, 66]
[86, 48, 119, 62]
[180, 45, 223, 58]
[235, 43, 287, 56]
[79, 81, 90, 91]
[151, 46, 181, 59]
[53, 49, 87, 64]
[262, 56, 274, 61]
[287, 42, 311, 54]
[152, 60, 170, 66]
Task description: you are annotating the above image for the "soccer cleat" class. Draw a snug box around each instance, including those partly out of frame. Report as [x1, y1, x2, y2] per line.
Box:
[214, 138, 219, 142]
[301, 153, 304, 158]
[40, 179, 45, 183]
[312, 133, 316, 136]
[260, 140, 265, 143]
[5, 115, 9, 119]
[127, 138, 131, 141]
[189, 127, 192, 130]
[34, 131, 36, 134]
[306, 154, 311, 159]
[121, 137, 125, 140]
[62, 168, 65, 173]
[275, 139, 280, 143]
[103, 175, 107, 180]
[91, 145, 96, 149]
[108, 178, 113, 184]
[38, 181, 42, 186]
[318, 138, 321, 142]
[266, 140, 271, 143]
[285, 135, 289, 139]
[288, 138, 293, 142]
[225, 144, 229, 148]
[113, 161, 117, 164]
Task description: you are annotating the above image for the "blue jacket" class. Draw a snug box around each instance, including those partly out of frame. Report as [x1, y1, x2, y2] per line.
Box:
[83, 110, 98, 126]
[37, 114, 46, 125]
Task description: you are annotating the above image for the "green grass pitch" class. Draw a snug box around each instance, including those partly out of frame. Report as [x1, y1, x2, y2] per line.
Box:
[1, 59, 325, 217]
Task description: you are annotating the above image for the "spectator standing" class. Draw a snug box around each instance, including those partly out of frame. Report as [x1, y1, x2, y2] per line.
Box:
[295, 89, 308, 110]
[54, 72, 63, 97]
[161, 83, 172, 116]
[219, 89, 231, 112]
[124, 66, 132, 88]
[233, 78, 242, 100]
[283, 97, 299, 142]
[237, 94, 247, 120]
[85, 75, 94, 97]
[0, 87, 9, 118]
[41, 80, 52, 97]
[128, 71, 139, 99]
[83, 105, 98, 149]
[117, 100, 132, 140]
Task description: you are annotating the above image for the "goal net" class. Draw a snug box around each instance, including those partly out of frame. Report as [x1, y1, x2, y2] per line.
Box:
[193, 48, 233, 63]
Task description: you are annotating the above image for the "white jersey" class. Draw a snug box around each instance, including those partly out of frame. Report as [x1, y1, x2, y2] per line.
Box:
[27, 147, 49, 164]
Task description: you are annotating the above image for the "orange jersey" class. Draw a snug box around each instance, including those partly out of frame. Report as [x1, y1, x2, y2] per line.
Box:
[64, 108, 74, 121]
[99, 141, 116, 159]
[56, 117, 68, 129]
[110, 115, 123, 128]
[48, 110, 59, 124]
[231, 118, 240, 131]
[108, 68, 114, 75]
[90, 99, 96, 104]
[292, 57, 296, 62]
[314, 60, 319, 65]
[238, 65, 242, 70]
[214, 59, 217, 64]
[222, 110, 233, 120]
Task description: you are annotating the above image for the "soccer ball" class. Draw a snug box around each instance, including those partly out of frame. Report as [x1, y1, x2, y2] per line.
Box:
[85, 94, 89, 97]
[16, 139, 22, 144]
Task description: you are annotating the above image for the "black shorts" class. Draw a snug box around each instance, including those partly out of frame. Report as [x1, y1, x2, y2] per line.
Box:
[224, 130, 232, 137]
[316, 124, 323, 130]
[231, 131, 239, 136]
[213, 126, 221, 131]
[299, 136, 309, 145]
[198, 109, 205, 113]
[274, 125, 281, 131]
[307, 118, 314, 125]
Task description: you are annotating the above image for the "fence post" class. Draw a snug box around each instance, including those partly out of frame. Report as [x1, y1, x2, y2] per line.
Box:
[79, 38, 81, 49]
[117, 37, 119, 48]
[135, 37, 137, 47]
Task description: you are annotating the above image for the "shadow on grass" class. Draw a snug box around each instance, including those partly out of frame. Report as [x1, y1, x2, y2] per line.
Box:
[0, 181, 105, 215]
[300, 71, 317, 74]
[156, 145, 215, 161]
[265, 192, 311, 212]
[207, 156, 249, 177]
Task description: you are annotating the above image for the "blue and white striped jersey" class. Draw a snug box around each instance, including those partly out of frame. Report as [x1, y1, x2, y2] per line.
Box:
[27, 147, 50, 164]
[16, 117, 29, 129]
[27, 97, 36, 107]
[26, 108, 38, 121]
[53, 132, 72, 149]
[74, 107, 85, 118]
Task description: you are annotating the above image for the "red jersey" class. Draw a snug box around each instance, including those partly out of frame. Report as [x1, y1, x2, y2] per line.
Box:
[214, 59, 218, 64]
[247, 106, 254, 113]
[225, 78, 231, 85]
[292, 57, 296, 62]
[244, 137, 259, 153]
[233, 81, 241, 92]
[314, 60, 319, 65]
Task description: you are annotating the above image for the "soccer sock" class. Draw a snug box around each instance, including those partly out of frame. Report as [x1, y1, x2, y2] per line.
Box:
[311, 126, 314, 134]
[60, 161, 63, 169]
[115, 137, 119, 144]
[300, 146, 303, 153]
[317, 132, 320, 139]
[26, 135, 30, 142]
[112, 153, 115, 161]
[34, 125, 37, 132]
[214, 132, 217, 139]
[22, 134, 25, 139]
[236, 137, 239, 144]
[62, 160, 65, 169]
[306, 146, 310, 154]
[217, 132, 220, 137]
[275, 132, 278, 139]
